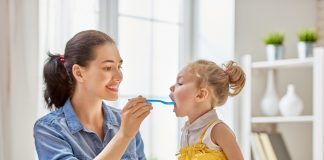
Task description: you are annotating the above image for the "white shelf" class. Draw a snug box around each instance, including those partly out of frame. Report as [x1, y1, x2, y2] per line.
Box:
[251, 115, 313, 123]
[252, 57, 313, 69]
[241, 49, 324, 160]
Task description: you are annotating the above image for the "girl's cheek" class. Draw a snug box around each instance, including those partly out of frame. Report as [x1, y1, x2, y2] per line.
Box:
[175, 90, 189, 102]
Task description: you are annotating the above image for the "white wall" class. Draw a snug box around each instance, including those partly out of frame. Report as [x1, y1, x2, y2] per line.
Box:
[235, 0, 317, 159]
[318, 0, 324, 46]
[235, 0, 317, 61]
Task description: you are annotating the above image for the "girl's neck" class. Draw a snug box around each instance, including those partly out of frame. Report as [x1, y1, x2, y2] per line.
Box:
[70, 88, 103, 125]
[187, 103, 213, 124]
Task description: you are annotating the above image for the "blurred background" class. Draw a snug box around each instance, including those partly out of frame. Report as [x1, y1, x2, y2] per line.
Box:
[0, 0, 322, 160]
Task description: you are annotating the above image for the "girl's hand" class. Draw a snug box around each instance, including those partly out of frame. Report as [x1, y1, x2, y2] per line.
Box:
[119, 96, 152, 139]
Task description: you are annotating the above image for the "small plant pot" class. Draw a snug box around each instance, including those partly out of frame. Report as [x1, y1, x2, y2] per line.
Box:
[266, 45, 283, 61]
[298, 42, 314, 59]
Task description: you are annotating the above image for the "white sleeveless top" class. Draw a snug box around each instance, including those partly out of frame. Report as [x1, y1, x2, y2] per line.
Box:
[180, 109, 223, 150]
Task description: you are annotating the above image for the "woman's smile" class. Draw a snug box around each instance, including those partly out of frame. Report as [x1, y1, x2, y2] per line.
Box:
[106, 84, 119, 92]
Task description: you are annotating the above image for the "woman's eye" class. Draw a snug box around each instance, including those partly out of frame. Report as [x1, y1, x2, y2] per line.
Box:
[104, 67, 112, 71]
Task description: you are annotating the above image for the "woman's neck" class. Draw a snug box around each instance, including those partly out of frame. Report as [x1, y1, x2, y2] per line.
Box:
[70, 88, 104, 125]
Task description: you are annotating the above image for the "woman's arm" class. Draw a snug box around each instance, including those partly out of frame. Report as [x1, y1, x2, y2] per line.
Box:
[94, 97, 152, 160]
[211, 123, 244, 160]
[34, 97, 151, 160]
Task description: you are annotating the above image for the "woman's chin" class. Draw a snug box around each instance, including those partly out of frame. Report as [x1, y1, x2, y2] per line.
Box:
[104, 94, 118, 101]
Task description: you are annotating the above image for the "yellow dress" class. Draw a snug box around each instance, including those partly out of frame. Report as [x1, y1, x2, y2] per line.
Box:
[177, 119, 228, 160]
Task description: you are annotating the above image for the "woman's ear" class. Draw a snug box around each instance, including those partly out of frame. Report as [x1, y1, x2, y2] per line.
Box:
[195, 88, 209, 102]
[72, 64, 84, 82]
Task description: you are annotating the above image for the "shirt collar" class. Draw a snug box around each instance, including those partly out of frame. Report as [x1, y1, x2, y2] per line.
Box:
[63, 99, 119, 134]
[63, 99, 84, 134]
[102, 102, 119, 128]
[182, 109, 218, 131]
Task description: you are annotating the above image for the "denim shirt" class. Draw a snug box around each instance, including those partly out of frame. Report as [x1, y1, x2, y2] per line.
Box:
[34, 99, 146, 160]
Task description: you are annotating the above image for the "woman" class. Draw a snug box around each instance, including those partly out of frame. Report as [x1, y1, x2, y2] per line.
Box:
[34, 30, 152, 160]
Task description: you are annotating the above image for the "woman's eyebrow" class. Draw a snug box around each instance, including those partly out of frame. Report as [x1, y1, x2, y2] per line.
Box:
[101, 59, 123, 64]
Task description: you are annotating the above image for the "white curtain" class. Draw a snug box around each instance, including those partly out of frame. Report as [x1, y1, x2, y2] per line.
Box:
[0, 0, 39, 159]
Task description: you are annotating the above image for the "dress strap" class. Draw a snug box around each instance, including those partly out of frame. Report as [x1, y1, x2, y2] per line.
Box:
[198, 118, 219, 143]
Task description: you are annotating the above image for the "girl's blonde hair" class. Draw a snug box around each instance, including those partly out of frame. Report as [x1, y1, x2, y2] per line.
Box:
[186, 59, 245, 107]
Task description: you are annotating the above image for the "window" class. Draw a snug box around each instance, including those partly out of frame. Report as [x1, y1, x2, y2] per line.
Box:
[117, 0, 184, 159]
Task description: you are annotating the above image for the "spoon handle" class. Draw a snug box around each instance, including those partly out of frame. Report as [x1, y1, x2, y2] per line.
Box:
[146, 99, 175, 105]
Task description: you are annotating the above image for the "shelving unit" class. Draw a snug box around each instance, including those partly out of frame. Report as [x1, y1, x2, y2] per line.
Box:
[240, 48, 324, 160]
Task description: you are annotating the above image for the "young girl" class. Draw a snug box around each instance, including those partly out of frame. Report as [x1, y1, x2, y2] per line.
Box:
[169, 59, 245, 160]
[34, 30, 152, 160]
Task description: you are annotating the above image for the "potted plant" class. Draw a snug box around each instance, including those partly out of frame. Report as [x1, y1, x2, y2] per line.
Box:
[297, 29, 319, 58]
[263, 32, 284, 61]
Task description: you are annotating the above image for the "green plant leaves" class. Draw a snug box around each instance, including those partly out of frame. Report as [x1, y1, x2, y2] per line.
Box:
[263, 32, 284, 45]
[298, 29, 319, 42]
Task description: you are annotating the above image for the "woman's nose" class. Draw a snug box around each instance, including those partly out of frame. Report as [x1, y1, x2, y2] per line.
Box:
[113, 70, 123, 82]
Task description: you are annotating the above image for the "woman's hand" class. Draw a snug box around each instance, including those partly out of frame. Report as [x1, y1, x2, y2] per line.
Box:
[95, 96, 152, 160]
[119, 96, 152, 139]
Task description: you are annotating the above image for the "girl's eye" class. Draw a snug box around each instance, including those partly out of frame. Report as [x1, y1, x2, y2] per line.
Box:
[176, 83, 183, 86]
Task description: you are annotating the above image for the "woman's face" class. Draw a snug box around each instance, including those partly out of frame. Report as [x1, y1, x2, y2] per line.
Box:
[169, 68, 199, 117]
[82, 43, 123, 101]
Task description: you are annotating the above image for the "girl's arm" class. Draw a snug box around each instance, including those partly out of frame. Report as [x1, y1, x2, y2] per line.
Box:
[211, 123, 244, 160]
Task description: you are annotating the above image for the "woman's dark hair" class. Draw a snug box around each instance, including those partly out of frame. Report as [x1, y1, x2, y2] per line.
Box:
[43, 30, 115, 110]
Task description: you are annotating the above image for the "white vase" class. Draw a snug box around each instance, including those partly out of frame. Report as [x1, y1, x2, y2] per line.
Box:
[279, 84, 303, 116]
[298, 42, 314, 59]
[266, 45, 284, 61]
[261, 70, 280, 116]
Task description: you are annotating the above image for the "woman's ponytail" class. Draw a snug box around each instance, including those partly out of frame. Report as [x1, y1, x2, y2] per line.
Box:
[43, 52, 71, 110]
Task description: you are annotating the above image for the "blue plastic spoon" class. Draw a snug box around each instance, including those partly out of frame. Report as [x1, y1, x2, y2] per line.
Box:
[146, 99, 175, 105]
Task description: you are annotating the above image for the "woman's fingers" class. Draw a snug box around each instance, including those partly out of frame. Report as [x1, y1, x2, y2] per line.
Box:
[130, 101, 150, 113]
[132, 104, 152, 118]
[123, 96, 146, 111]
[119, 96, 152, 138]
[137, 110, 151, 122]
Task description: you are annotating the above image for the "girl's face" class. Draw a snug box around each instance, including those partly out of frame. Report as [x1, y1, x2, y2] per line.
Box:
[169, 68, 199, 117]
[82, 43, 123, 101]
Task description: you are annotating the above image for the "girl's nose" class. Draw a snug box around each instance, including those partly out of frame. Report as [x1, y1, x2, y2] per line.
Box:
[170, 85, 174, 92]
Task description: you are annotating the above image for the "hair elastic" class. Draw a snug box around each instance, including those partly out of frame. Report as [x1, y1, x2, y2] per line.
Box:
[59, 55, 65, 63]
[223, 68, 230, 79]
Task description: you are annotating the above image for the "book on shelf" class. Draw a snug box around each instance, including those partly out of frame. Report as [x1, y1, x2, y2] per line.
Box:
[267, 133, 291, 160]
[259, 132, 277, 160]
[250, 133, 267, 160]
[251, 132, 291, 160]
